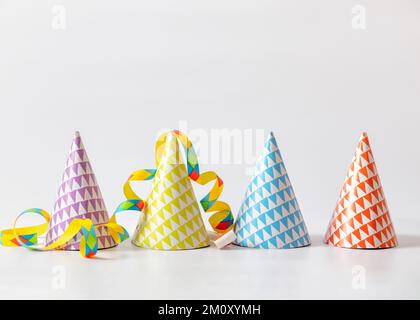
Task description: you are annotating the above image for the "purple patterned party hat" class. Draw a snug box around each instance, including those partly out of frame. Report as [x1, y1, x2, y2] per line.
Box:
[45, 132, 116, 250]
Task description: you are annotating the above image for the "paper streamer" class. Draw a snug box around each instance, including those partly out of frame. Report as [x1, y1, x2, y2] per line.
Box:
[0, 209, 130, 259]
[0, 132, 129, 258]
[105, 130, 235, 248]
[0, 130, 234, 256]
[0, 208, 99, 258]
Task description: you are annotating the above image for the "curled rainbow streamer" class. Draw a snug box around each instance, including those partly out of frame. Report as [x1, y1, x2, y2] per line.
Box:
[108, 130, 235, 240]
[0, 208, 98, 258]
[0, 130, 235, 256]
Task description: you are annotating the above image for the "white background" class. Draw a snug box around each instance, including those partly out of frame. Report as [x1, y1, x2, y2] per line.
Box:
[0, 0, 419, 299]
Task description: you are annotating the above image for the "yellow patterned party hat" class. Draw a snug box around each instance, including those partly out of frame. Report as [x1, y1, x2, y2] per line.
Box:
[132, 134, 210, 250]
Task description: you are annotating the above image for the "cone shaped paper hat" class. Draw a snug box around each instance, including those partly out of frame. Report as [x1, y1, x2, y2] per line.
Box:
[234, 132, 311, 249]
[45, 132, 116, 250]
[324, 133, 397, 249]
[132, 134, 209, 250]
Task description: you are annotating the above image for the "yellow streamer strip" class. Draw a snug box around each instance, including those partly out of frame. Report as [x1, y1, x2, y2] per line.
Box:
[112, 130, 235, 243]
[1, 209, 98, 258]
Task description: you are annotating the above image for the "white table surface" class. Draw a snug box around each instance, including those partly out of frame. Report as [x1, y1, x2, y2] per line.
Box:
[1, 220, 419, 300]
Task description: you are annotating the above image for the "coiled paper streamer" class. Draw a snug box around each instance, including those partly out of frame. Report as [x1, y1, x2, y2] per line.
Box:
[104, 130, 235, 246]
[0, 209, 99, 258]
[0, 130, 235, 256]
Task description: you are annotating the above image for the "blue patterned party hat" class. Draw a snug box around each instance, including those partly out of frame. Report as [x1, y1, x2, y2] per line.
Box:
[233, 132, 311, 249]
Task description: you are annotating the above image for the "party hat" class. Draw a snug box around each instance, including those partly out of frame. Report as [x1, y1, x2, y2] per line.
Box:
[324, 133, 397, 249]
[233, 132, 311, 249]
[132, 133, 210, 250]
[113, 130, 235, 250]
[45, 131, 117, 250]
[0, 132, 128, 258]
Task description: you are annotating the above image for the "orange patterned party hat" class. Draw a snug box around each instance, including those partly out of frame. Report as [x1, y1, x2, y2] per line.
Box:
[324, 133, 397, 249]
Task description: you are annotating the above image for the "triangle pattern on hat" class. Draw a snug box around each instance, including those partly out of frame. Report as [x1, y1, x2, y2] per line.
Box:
[324, 133, 397, 249]
[45, 132, 116, 250]
[132, 134, 209, 250]
[234, 132, 311, 249]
